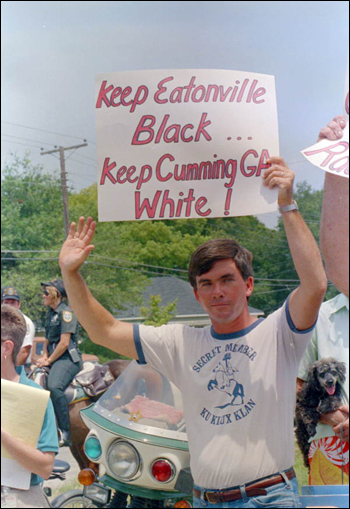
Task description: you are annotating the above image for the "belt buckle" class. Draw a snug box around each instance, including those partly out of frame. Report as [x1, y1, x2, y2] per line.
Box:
[205, 491, 219, 504]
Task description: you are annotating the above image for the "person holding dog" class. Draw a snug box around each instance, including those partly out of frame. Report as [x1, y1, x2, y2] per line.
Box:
[297, 115, 349, 484]
[58, 158, 327, 508]
[36, 278, 82, 447]
[1, 304, 58, 508]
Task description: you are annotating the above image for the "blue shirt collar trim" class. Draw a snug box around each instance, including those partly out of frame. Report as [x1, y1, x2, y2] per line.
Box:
[210, 318, 264, 340]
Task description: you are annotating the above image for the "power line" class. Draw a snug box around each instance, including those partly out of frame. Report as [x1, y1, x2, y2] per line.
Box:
[0, 253, 305, 283]
[2, 250, 300, 279]
[1, 138, 43, 149]
[1, 121, 95, 144]
[89, 254, 188, 273]
[1, 133, 56, 148]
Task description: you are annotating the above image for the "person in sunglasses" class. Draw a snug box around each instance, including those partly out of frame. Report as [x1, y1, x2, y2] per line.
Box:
[36, 278, 82, 447]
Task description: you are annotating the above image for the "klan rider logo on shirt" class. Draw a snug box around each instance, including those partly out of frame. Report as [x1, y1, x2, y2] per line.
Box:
[207, 353, 245, 409]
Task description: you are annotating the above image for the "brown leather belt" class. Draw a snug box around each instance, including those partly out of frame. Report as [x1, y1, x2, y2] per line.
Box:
[193, 467, 296, 504]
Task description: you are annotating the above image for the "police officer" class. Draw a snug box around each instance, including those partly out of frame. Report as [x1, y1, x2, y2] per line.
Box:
[36, 278, 82, 447]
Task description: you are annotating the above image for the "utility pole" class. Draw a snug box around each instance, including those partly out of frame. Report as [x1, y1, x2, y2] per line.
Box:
[41, 143, 88, 237]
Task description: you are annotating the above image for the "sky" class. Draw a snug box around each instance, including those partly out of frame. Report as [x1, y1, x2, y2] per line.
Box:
[1, 1, 349, 226]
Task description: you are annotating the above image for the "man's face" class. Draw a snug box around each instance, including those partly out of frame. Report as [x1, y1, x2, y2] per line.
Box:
[2, 298, 20, 309]
[194, 259, 254, 331]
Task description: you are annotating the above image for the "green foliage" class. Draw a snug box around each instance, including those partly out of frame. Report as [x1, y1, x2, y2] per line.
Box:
[140, 295, 178, 326]
[1, 155, 67, 325]
[248, 181, 337, 313]
[294, 439, 309, 491]
[1, 155, 147, 328]
[78, 329, 130, 363]
[2, 154, 339, 335]
[1, 154, 66, 249]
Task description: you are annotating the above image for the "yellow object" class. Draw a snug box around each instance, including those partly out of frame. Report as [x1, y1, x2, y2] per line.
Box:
[310, 449, 349, 485]
[1, 378, 49, 489]
[129, 410, 143, 423]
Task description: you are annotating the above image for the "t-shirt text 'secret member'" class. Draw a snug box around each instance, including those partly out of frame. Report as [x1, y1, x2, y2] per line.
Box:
[133, 299, 315, 489]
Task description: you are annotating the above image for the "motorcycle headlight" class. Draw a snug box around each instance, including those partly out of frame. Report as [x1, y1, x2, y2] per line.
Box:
[107, 440, 141, 480]
[84, 436, 102, 461]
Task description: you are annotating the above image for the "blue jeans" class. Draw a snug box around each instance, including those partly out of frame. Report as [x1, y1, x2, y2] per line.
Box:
[193, 474, 301, 508]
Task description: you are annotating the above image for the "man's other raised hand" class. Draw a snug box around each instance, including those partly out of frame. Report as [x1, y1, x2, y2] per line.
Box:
[59, 216, 96, 273]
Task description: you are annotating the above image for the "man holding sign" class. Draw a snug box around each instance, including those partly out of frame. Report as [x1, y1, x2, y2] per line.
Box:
[59, 158, 327, 508]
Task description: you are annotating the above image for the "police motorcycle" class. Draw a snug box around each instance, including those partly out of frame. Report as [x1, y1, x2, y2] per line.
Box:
[55, 360, 193, 508]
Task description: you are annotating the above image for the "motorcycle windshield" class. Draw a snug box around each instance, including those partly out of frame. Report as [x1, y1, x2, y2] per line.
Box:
[93, 360, 187, 440]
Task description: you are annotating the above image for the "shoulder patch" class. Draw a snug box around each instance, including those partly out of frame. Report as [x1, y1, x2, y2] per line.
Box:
[63, 311, 73, 323]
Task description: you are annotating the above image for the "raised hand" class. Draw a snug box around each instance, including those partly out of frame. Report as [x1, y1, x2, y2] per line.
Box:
[59, 216, 96, 273]
[318, 115, 347, 142]
[262, 156, 295, 207]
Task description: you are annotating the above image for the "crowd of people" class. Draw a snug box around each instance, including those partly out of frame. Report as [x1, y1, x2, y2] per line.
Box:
[1, 116, 349, 508]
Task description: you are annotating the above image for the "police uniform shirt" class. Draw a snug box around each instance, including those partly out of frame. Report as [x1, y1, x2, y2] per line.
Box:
[45, 302, 78, 354]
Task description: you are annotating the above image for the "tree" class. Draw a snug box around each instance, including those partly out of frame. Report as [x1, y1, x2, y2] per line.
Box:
[140, 295, 178, 326]
[1, 156, 147, 328]
[2, 152, 334, 330]
[1, 155, 67, 325]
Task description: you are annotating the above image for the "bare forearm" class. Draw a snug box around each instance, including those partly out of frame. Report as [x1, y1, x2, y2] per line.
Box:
[16, 346, 31, 366]
[59, 218, 136, 358]
[283, 210, 327, 329]
[61, 269, 115, 343]
[1, 430, 54, 479]
[48, 339, 69, 363]
[43, 340, 49, 358]
[283, 211, 327, 296]
[61, 269, 136, 358]
[320, 173, 349, 296]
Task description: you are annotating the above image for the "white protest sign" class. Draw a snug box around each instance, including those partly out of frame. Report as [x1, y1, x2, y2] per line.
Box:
[301, 61, 349, 178]
[96, 69, 279, 222]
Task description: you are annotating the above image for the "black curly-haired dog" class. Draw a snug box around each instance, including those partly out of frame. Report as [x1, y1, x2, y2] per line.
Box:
[295, 357, 346, 469]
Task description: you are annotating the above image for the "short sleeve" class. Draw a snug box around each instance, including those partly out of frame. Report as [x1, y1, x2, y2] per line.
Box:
[135, 323, 183, 386]
[297, 332, 318, 381]
[276, 297, 317, 367]
[60, 309, 78, 335]
[37, 398, 59, 453]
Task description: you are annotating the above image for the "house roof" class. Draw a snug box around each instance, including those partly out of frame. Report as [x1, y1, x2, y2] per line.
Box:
[116, 276, 264, 326]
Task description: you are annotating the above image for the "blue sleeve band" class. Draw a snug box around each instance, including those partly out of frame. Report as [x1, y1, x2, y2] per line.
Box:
[285, 295, 317, 334]
[133, 323, 147, 364]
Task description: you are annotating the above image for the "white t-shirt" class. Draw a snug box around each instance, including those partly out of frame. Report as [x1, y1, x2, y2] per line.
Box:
[298, 293, 349, 441]
[134, 299, 315, 489]
[21, 313, 35, 363]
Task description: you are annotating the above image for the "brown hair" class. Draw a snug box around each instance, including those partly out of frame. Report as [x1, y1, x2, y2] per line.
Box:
[1, 304, 27, 365]
[188, 238, 254, 289]
[46, 285, 61, 299]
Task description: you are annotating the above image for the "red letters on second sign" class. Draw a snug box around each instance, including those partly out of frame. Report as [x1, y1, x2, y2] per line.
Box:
[131, 113, 212, 145]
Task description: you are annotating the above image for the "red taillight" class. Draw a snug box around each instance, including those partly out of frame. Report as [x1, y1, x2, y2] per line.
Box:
[151, 459, 174, 482]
